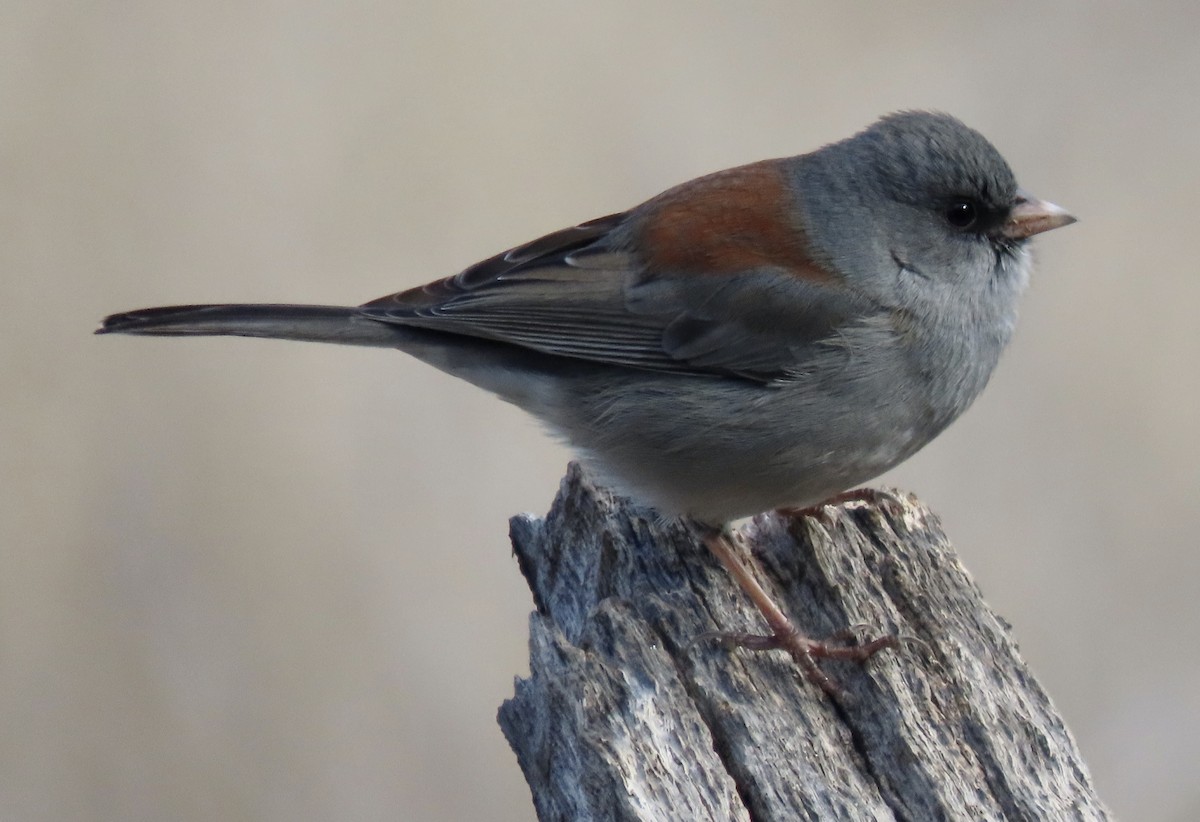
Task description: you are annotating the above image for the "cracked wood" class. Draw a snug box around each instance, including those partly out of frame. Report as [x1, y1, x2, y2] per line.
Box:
[498, 463, 1110, 822]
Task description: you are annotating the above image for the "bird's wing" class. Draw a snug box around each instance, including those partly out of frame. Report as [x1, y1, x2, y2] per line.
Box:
[360, 161, 878, 384]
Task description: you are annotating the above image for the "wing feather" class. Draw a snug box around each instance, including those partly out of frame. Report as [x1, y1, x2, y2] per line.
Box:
[358, 165, 880, 382]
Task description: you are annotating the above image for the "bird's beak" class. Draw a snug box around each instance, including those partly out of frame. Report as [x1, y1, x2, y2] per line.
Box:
[1002, 189, 1077, 239]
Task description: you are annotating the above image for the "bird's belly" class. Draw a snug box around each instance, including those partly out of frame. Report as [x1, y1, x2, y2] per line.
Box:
[560, 372, 937, 524]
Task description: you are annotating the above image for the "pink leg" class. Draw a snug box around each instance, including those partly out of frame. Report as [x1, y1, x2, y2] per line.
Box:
[699, 528, 898, 698]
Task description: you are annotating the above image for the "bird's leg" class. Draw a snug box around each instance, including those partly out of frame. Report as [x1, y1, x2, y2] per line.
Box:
[697, 525, 897, 697]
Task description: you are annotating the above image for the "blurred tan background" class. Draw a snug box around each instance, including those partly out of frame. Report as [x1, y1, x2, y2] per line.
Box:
[4, 2, 1198, 820]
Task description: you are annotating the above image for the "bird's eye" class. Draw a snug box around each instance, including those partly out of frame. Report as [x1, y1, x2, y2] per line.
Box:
[944, 199, 979, 229]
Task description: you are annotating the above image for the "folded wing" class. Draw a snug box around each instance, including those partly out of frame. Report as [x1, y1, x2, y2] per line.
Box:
[359, 161, 878, 383]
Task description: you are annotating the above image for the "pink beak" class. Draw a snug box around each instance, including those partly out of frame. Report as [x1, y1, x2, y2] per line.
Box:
[1002, 189, 1077, 239]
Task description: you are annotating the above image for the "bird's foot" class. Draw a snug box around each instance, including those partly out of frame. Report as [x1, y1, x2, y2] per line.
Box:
[696, 623, 898, 698]
[696, 525, 899, 699]
[779, 487, 910, 521]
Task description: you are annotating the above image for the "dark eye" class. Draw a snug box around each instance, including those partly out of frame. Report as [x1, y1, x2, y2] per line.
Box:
[944, 199, 979, 229]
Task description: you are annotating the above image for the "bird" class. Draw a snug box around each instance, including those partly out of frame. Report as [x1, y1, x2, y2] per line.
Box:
[98, 111, 1075, 694]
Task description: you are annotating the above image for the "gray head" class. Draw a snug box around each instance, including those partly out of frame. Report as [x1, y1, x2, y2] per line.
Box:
[791, 111, 1071, 317]
[853, 111, 1018, 220]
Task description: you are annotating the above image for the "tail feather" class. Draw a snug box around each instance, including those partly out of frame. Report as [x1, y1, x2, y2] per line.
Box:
[97, 302, 572, 412]
[97, 304, 407, 348]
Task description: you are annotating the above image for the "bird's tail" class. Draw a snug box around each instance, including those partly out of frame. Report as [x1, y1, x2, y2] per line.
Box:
[96, 304, 406, 348]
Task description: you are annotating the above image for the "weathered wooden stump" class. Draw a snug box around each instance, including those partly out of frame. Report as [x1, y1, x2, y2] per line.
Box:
[498, 463, 1109, 821]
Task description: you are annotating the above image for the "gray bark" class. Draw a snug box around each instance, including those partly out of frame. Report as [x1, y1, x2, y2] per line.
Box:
[498, 463, 1110, 822]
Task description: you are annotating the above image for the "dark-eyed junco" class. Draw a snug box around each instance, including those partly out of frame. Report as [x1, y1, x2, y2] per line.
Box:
[99, 111, 1075, 693]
